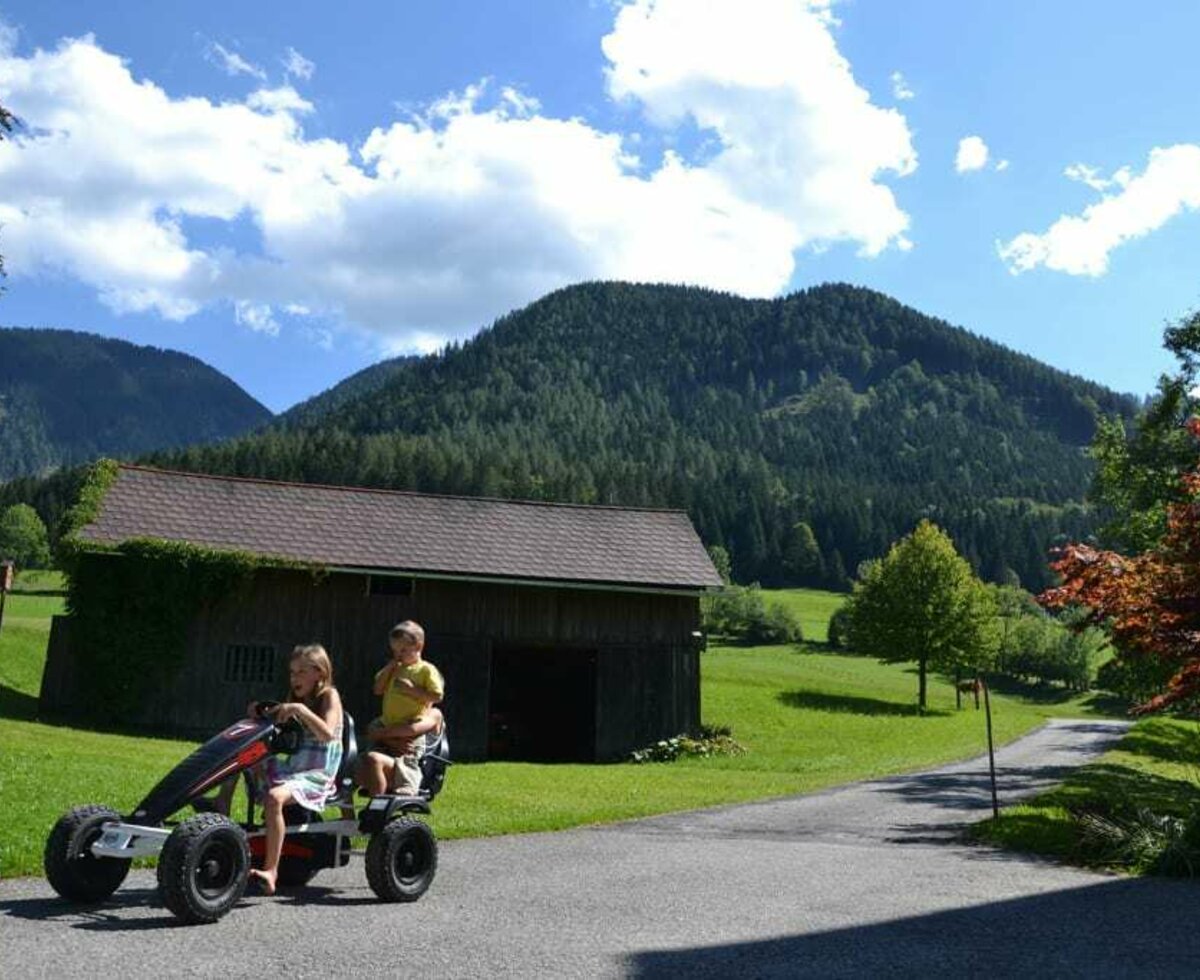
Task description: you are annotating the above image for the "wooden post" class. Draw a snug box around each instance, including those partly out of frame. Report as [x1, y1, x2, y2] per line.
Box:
[0, 561, 12, 639]
[981, 673, 999, 818]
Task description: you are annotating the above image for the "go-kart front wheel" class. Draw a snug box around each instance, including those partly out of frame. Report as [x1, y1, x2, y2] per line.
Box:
[365, 816, 437, 902]
[44, 804, 131, 903]
[157, 813, 250, 924]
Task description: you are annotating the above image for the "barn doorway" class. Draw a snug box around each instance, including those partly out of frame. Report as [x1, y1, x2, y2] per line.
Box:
[488, 644, 597, 761]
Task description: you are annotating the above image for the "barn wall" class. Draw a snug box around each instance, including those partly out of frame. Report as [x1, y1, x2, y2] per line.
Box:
[48, 566, 702, 760]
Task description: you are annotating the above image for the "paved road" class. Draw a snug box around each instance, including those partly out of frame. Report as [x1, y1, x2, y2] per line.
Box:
[5, 717, 1196, 978]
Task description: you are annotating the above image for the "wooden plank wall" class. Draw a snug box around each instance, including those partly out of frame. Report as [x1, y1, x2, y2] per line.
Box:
[56, 567, 702, 760]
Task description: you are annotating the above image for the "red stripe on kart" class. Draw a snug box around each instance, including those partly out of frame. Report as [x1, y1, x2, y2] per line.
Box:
[249, 838, 314, 859]
[236, 742, 268, 767]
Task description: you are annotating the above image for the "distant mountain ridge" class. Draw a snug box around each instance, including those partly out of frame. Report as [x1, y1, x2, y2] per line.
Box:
[278, 354, 418, 429]
[0, 326, 272, 480]
[147, 281, 1137, 590]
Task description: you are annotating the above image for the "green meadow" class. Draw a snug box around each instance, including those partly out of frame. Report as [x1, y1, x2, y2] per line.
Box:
[0, 581, 1118, 877]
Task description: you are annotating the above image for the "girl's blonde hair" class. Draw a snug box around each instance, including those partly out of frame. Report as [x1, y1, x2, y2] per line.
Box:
[291, 643, 335, 705]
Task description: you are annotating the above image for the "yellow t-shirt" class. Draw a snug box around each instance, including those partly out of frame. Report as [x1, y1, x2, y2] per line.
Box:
[377, 659, 445, 726]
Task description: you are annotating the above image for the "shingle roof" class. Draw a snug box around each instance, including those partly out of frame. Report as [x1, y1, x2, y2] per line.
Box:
[76, 465, 723, 590]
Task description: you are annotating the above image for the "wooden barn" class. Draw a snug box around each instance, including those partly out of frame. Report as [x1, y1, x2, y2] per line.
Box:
[40, 465, 722, 761]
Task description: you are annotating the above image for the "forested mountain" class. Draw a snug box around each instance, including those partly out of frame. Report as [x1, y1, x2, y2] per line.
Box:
[278, 354, 418, 429]
[0, 327, 272, 480]
[3, 283, 1137, 590]
[133, 282, 1135, 591]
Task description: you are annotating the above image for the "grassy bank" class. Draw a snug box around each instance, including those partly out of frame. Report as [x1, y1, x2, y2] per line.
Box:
[972, 716, 1200, 870]
[761, 586, 847, 644]
[0, 584, 1120, 877]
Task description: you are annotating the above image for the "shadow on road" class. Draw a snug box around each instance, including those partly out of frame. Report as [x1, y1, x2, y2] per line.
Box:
[0, 882, 376, 931]
[0, 887, 183, 931]
[625, 876, 1200, 978]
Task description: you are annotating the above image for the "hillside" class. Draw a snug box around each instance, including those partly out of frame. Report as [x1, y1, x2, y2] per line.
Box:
[133, 282, 1135, 591]
[0, 327, 272, 480]
[278, 354, 418, 429]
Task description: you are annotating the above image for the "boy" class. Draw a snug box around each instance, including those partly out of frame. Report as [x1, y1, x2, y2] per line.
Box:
[357, 621, 445, 796]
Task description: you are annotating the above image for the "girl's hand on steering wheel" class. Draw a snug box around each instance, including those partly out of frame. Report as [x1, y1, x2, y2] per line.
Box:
[270, 702, 299, 722]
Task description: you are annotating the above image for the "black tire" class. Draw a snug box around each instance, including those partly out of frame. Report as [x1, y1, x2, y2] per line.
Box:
[365, 817, 437, 902]
[44, 804, 131, 903]
[157, 813, 250, 924]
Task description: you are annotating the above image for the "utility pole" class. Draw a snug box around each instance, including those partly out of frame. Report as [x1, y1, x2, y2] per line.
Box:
[980, 672, 999, 818]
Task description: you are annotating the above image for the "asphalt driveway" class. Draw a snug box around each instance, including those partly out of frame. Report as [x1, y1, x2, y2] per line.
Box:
[6, 717, 1197, 978]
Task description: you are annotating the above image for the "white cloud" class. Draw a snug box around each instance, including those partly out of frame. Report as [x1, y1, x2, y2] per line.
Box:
[603, 0, 916, 258]
[999, 145, 1200, 276]
[955, 135, 989, 173]
[247, 86, 313, 114]
[283, 46, 314, 81]
[234, 301, 280, 335]
[0, 17, 17, 57]
[1063, 162, 1131, 193]
[890, 71, 914, 101]
[995, 158, 1009, 172]
[0, 6, 916, 347]
[208, 42, 266, 82]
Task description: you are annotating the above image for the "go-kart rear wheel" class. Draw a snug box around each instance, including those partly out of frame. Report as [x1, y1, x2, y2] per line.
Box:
[157, 813, 249, 924]
[44, 804, 131, 903]
[365, 816, 437, 902]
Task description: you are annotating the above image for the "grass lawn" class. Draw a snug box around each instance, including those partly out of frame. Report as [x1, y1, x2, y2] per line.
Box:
[761, 586, 847, 644]
[0, 582, 1122, 878]
[971, 715, 1200, 868]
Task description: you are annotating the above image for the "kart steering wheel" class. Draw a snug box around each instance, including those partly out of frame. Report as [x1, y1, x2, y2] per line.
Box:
[254, 700, 280, 719]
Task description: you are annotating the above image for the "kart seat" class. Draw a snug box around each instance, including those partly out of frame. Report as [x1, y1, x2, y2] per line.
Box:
[329, 710, 359, 810]
[418, 723, 451, 801]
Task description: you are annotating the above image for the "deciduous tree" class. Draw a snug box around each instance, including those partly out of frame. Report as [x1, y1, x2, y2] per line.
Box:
[1042, 416, 1200, 711]
[0, 503, 51, 569]
[844, 520, 997, 710]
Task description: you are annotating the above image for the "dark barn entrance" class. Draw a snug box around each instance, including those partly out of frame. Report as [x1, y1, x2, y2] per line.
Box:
[488, 644, 596, 761]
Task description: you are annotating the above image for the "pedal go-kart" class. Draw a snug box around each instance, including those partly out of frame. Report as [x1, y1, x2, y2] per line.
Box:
[43, 703, 449, 924]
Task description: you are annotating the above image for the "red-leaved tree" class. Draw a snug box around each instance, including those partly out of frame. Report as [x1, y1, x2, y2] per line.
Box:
[1040, 417, 1200, 713]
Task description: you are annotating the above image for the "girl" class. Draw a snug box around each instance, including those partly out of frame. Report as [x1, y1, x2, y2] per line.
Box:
[249, 643, 344, 895]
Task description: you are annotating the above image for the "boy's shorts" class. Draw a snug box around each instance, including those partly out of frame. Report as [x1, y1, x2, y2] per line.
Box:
[367, 719, 425, 795]
[387, 739, 424, 795]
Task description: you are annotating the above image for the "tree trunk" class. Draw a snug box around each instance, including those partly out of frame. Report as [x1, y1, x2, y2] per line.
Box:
[955, 666, 962, 710]
[918, 656, 928, 711]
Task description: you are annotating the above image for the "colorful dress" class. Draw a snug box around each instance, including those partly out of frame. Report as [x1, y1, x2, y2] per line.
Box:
[256, 714, 344, 812]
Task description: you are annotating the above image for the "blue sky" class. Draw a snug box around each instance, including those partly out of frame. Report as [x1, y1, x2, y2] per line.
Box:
[2, 1, 1199, 412]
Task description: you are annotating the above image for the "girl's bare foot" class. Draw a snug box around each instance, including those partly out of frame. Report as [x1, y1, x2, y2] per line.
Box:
[248, 868, 277, 895]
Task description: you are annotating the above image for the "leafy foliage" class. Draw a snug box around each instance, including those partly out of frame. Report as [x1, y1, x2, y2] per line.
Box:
[702, 583, 804, 645]
[1073, 804, 1200, 876]
[0, 327, 271, 480]
[128, 282, 1132, 591]
[628, 724, 747, 763]
[992, 585, 1102, 692]
[62, 541, 261, 717]
[844, 520, 998, 709]
[1089, 308, 1200, 552]
[1042, 417, 1200, 713]
[0, 503, 50, 568]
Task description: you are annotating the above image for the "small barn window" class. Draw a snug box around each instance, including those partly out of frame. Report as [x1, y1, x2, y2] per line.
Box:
[368, 575, 414, 597]
[224, 644, 276, 684]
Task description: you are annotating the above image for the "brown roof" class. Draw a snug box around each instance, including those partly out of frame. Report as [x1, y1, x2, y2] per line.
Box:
[76, 465, 723, 591]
